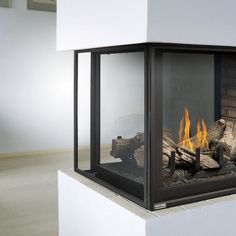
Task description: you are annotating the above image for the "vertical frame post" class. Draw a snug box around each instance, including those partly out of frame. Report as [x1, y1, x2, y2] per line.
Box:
[144, 45, 150, 209]
[195, 148, 201, 172]
[91, 52, 101, 171]
[74, 51, 78, 170]
[169, 151, 176, 176]
[149, 48, 164, 210]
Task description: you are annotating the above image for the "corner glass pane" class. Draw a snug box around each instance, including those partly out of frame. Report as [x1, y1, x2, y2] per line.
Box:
[77, 53, 91, 170]
[99, 51, 145, 192]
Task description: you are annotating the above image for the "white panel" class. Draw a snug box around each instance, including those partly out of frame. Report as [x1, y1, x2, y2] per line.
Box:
[147, 0, 236, 46]
[58, 170, 146, 236]
[57, 0, 236, 49]
[59, 170, 236, 236]
[57, 0, 148, 50]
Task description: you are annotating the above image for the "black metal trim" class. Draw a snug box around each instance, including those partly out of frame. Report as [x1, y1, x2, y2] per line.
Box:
[95, 165, 144, 199]
[75, 43, 236, 54]
[74, 43, 236, 211]
[144, 45, 151, 209]
[74, 52, 78, 170]
[75, 167, 146, 208]
[90, 53, 101, 171]
[149, 48, 164, 210]
[91, 45, 147, 208]
[161, 185, 236, 208]
[75, 44, 148, 54]
[150, 45, 229, 209]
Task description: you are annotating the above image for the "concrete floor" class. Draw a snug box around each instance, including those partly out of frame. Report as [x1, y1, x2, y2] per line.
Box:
[0, 152, 72, 236]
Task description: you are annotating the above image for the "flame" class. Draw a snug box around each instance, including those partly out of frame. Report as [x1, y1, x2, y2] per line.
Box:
[182, 108, 194, 151]
[201, 119, 208, 148]
[196, 119, 202, 148]
[178, 108, 208, 151]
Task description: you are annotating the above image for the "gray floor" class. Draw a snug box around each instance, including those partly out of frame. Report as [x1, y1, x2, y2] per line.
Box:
[0, 152, 72, 236]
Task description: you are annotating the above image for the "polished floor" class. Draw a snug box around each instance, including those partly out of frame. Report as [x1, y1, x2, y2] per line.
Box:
[0, 152, 72, 236]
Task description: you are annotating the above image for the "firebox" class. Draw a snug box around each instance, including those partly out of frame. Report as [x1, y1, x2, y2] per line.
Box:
[74, 43, 236, 211]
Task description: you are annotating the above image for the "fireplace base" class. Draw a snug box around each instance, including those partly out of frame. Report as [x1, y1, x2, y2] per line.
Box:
[58, 169, 236, 236]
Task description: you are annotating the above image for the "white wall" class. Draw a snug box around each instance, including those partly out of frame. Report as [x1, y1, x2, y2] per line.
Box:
[57, 0, 147, 50]
[147, 0, 236, 46]
[57, 0, 236, 50]
[0, 1, 73, 153]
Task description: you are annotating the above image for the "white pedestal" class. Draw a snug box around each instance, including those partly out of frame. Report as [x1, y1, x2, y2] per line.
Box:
[57, 0, 236, 51]
[58, 169, 236, 236]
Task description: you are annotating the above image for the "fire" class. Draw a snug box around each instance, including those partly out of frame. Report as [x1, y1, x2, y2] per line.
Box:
[178, 108, 208, 151]
[196, 119, 202, 148]
[182, 108, 194, 151]
[201, 119, 208, 149]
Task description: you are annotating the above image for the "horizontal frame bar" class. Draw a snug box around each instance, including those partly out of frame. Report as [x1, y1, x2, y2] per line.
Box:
[75, 167, 146, 208]
[75, 43, 236, 54]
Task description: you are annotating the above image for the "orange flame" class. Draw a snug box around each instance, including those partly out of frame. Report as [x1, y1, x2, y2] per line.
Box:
[178, 108, 208, 151]
[196, 119, 202, 148]
[201, 119, 208, 149]
[182, 108, 194, 151]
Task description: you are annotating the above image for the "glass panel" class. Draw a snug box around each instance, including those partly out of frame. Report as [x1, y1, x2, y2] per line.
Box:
[77, 53, 91, 170]
[162, 53, 215, 187]
[221, 55, 236, 121]
[100, 52, 145, 185]
[221, 55, 236, 158]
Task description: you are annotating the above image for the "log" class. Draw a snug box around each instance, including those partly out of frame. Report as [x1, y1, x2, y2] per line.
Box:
[209, 142, 231, 161]
[178, 147, 219, 169]
[206, 120, 236, 160]
[207, 119, 226, 141]
[176, 119, 228, 167]
[133, 147, 174, 169]
[110, 138, 132, 160]
[133, 130, 194, 169]
[132, 130, 180, 168]
[231, 121, 236, 160]
[133, 145, 144, 168]
[110, 132, 144, 161]
[219, 120, 235, 156]
[111, 120, 225, 170]
[231, 144, 236, 161]
[130, 132, 144, 151]
[162, 130, 186, 167]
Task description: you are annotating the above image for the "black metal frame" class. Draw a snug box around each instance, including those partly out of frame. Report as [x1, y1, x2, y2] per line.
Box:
[74, 43, 236, 211]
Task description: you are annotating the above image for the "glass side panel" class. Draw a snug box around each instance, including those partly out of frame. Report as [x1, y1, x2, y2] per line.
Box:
[77, 53, 91, 170]
[100, 52, 145, 187]
[162, 53, 215, 187]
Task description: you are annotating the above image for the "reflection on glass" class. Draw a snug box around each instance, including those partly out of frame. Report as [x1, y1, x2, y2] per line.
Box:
[77, 53, 91, 170]
[100, 52, 145, 184]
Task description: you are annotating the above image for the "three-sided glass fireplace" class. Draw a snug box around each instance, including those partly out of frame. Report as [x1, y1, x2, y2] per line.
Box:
[74, 44, 236, 211]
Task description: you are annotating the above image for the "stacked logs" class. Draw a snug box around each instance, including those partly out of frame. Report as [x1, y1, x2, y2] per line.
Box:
[110, 119, 236, 171]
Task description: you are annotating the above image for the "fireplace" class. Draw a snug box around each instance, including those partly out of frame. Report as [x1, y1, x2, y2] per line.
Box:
[74, 43, 236, 211]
